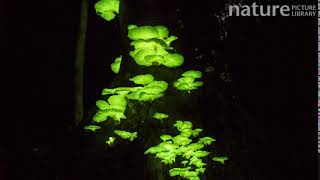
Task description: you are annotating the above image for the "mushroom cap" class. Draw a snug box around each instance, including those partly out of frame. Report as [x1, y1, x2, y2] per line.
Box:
[110, 56, 121, 74]
[182, 70, 202, 79]
[129, 74, 154, 85]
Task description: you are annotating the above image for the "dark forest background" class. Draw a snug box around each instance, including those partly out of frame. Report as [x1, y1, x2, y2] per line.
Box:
[3, 0, 317, 179]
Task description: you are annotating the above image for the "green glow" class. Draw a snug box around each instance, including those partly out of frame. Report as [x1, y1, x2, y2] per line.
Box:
[101, 76, 167, 103]
[174, 121, 193, 132]
[144, 120, 223, 180]
[189, 157, 206, 168]
[174, 70, 204, 92]
[182, 70, 202, 79]
[94, 0, 120, 21]
[196, 168, 206, 174]
[144, 146, 167, 155]
[84, 125, 101, 132]
[111, 56, 121, 74]
[93, 109, 126, 123]
[130, 40, 171, 51]
[128, 25, 169, 41]
[173, 77, 203, 91]
[114, 130, 137, 141]
[106, 137, 116, 146]
[102, 87, 142, 95]
[192, 128, 203, 137]
[160, 134, 172, 141]
[212, 156, 229, 165]
[163, 53, 184, 68]
[181, 160, 189, 166]
[186, 143, 205, 152]
[96, 100, 109, 110]
[169, 167, 191, 176]
[198, 137, 216, 146]
[93, 95, 127, 123]
[156, 152, 176, 164]
[127, 80, 168, 102]
[127, 25, 184, 68]
[153, 112, 169, 121]
[164, 35, 178, 46]
[107, 95, 127, 111]
[129, 74, 154, 85]
[87, 20, 228, 178]
[169, 168, 200, 180]
[193, 150, 210, 158]
[172, 135, 192, 146]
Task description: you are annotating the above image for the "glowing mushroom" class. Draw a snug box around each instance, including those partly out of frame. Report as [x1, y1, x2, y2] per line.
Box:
[114, 130, 137, 141]
[94, 0, 120, 21]
[84, 125, 101, 132]
[110, 56, 121, 74]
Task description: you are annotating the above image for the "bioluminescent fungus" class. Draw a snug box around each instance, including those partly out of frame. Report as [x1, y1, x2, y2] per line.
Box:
[107, 95, 127, 111]
[170, 168, 200, 180]
[144, 120, 227, 179]
[114, 130, 137, 141]
[156, 152, 176, 164]
[127, 25, 184, 68]
[94, 0, 120, 21]
[160, 134, 172, 142]
[144, 146, 167, 155]
[189, 157, 206, 168]
[96, 100, 109, 110]
[84, 125, 101, 132]
[129, 74, 154, 85]
[196, 167, 206, 174]
[169, 167, 191, 176]
[192, 128, 203, 137]
[162, 53, 184, 68]
[212, 156, 229, 165]
[90, 11, 228, 178]
[126, 80, 168, 102]
[186, 143, 205, 152]
[102, 87, 142, 95]
[128, 25, 169, 41]
[181, 160, 189, 166]
[198, 137, 216, 146]
[93, 95, 127, 123]
[93, 109, 126, 123]
[174, 70, 204, 92]
[182, 70, 202, 79]
[172, 135, 192, 146]
[153, 112, 169, 122]
[193, 150, 210, 158]
[111, 56, 121, 74]
[101, 75, 168, 102]
[106, 137, 116, 146]
[174, 121, 193, 132]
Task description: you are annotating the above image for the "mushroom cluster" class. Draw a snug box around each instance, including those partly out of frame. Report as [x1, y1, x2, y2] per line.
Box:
[92, 74, 168, 124]
[144, 120, 227, 180]
[93, 94, 127, 123]
[94, 0, 120, 21]
[127, 25, 184, 68]
[174, 70, 204, 92]
[126, 75, 168, 102]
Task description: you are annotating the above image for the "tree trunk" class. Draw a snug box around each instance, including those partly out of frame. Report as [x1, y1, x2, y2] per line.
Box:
[77, 1, 249, 180]
[74, 0, 88, 126]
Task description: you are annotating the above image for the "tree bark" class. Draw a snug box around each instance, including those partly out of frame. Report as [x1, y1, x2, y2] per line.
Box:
[74, 0, 88, 126]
